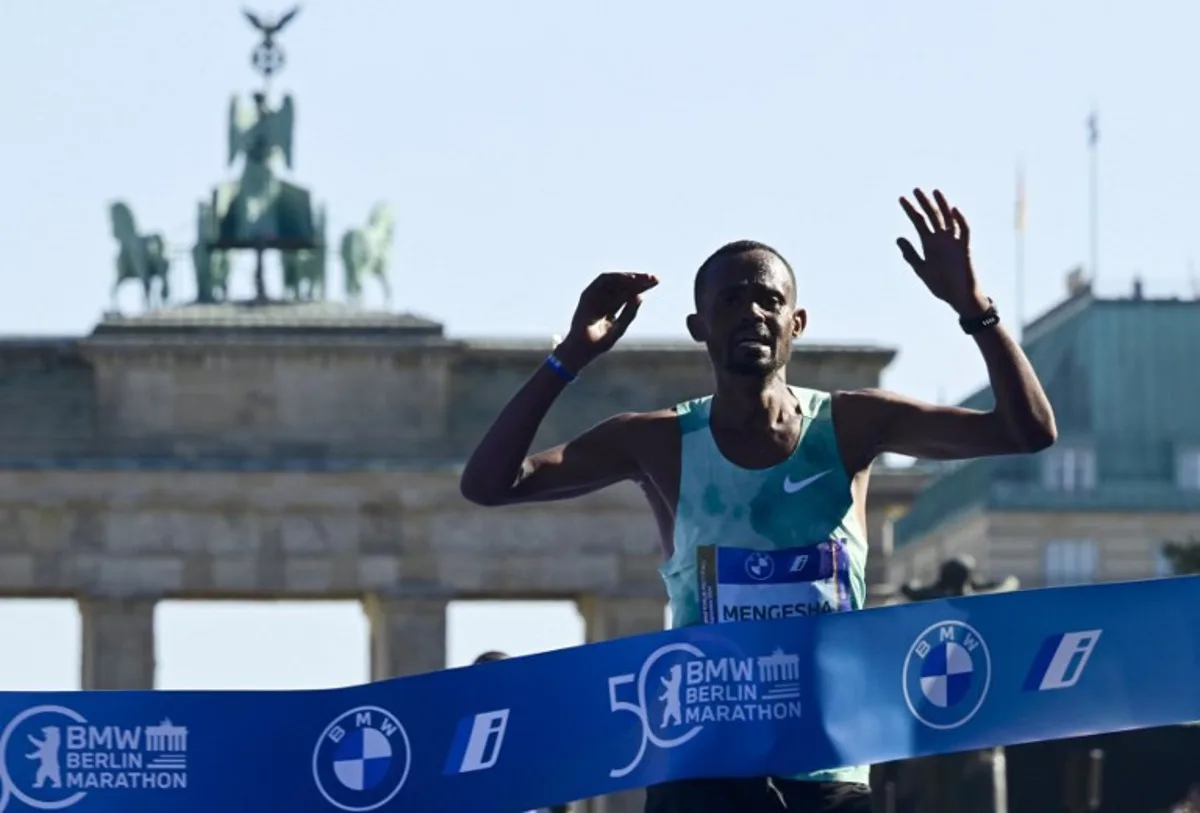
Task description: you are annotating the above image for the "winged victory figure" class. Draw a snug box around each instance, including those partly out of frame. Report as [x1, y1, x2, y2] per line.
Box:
[228, 91, 293, 174]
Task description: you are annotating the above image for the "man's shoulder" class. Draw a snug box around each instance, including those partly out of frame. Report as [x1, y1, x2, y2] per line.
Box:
[827, 388, 890, 432]
[829, 388, 910, 421]
[599, 408, 682, 461]
[572, 410, 678, 489]
[829, 386, 892, 407]
[606, 407, 680, 435]
[828, 388, 903, 473]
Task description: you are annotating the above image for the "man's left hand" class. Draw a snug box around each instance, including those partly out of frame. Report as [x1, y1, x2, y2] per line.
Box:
[896, 188, 990, 317]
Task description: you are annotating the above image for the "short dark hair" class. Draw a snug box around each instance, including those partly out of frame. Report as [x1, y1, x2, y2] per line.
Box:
[693, 240, 796, 309]
[473, 650, 508, 665]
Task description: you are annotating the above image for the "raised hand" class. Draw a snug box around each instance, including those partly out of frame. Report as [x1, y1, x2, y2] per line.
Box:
[558, 271, 659, 368]
[896, 188, 989, 317]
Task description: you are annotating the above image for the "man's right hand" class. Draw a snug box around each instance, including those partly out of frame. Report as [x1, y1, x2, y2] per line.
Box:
[556, 272, 658, 370]
[460, 271, 658, 507]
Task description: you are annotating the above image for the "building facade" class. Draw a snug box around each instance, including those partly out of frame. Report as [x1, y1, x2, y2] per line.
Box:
[890, 282, 1200, 588]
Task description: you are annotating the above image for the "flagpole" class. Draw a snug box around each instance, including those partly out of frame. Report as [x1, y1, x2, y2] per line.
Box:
[1015, 162, 1026, 339]
[1088, 109, 1099, 286]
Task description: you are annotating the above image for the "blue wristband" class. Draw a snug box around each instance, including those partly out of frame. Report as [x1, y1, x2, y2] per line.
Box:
[544, 353, 577, 382]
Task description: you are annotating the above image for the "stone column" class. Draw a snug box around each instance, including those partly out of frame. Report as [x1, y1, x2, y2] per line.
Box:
[577, 594, 666, 813]
[364, 594, 448, 679]
[578, 594, 665, 643]
[79, 597, 157, 690]
[865, 504, 907, 607]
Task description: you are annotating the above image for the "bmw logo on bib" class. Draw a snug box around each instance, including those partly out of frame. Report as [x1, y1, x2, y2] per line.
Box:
[902, 621, 992, 730]
[744, 551, 775, 581]
[312, 705, 412, 812]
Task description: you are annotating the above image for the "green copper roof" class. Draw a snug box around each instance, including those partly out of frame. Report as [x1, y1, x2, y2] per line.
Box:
[894, 289, 1200, 547]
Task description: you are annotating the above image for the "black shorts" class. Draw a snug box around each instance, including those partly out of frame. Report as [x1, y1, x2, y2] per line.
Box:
[644, 777, 872, 813]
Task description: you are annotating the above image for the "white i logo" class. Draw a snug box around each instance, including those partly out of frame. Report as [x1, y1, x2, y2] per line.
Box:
[446, 709, 511, 774]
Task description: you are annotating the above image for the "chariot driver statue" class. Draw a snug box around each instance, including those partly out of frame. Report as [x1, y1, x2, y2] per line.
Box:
[216, 89, 315, 249]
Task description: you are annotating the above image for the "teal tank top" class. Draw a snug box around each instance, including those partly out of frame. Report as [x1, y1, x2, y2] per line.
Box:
[658, 386, 869, 786]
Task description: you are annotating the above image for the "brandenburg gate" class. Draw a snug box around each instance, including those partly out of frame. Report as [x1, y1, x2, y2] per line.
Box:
[0, 306, 925, 692]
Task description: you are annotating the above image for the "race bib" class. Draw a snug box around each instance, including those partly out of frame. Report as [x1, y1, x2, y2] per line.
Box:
[697, 541, 852, 625]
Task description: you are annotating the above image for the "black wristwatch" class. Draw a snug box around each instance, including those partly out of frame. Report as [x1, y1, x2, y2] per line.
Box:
[959, 298, 1000, 335]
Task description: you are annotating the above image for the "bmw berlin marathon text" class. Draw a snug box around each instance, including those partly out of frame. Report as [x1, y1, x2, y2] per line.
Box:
[0, 705, 188, 811]
[607, 641, 804, 778]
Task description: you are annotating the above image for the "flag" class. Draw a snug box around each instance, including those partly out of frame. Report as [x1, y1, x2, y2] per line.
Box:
[1087, 111, 1099, 147]
[1015, 165, 1026, 234]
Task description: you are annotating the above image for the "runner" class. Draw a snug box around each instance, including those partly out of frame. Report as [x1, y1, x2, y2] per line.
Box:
[473, 651, 510, 665]
[460, 188, 1057, 812]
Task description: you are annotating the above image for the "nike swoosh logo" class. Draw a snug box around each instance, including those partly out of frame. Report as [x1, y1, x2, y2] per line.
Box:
[782, 470, 830, 494]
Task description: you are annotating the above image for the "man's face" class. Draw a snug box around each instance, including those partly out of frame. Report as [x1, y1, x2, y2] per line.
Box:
[689, 251, 805, 376]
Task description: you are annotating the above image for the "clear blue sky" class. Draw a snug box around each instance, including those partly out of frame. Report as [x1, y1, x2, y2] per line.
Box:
[2, 0, 1198, 690]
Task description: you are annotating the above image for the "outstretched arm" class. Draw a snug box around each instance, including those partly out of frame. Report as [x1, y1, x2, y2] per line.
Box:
[835, 321, 1054, 463]
[459, 358, 646, 506]
[834, 189, 1055, 471]
[459, 271, 658, 506]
